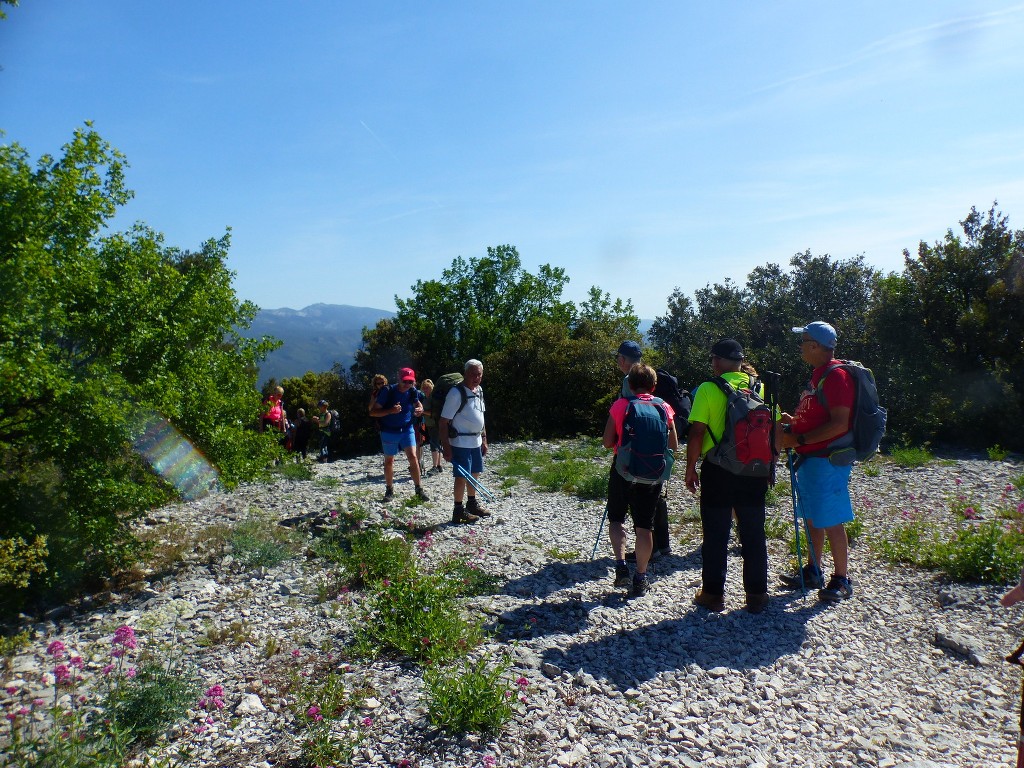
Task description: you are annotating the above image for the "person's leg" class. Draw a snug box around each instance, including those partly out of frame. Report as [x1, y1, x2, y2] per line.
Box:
[383, 455, 395, 487]
[697, 463, 732, 596]
[629, 482, 659, 578]
[734, 504, 769, 596]
[405, 445, 423, 486]
[450, 446, 478, 523]
[609, 520, 627, 560]
[466, 448, 490, 516]
[825, 524, 849, 576]
[653, 491, 671, 553]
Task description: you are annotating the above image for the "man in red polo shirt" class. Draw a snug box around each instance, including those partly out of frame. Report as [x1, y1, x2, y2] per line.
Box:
[778, 321, 856, 602]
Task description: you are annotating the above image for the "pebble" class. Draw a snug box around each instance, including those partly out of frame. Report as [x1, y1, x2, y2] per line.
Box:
[2, 443, 1023, 767]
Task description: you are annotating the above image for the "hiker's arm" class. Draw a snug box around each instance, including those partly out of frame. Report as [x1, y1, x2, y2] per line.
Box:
[369, 401, 401, 418]
[602, 415, 618, 449]
[684, 422, 706, 494]
[667, 420, 678, 451]
[780, 406, 851, 449]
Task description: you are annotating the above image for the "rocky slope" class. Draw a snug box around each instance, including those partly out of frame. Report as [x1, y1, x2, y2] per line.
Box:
[3, 444, 1024, 768]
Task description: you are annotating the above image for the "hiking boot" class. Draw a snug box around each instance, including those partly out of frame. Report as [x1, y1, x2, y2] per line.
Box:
[466, 498, 491, 518]
[432, 466, 445, 475]
[383, 486, 394, 502]
[452, 508, 480, 525]
[779, 564, 823, 590]
[693, 589, 725, 613]
[613, 565, 632, 588]
[631, 575, 650, 597]
[818, 574, 853, 602]
[415, 486, 430, 502]
[745, 592, 770, 614]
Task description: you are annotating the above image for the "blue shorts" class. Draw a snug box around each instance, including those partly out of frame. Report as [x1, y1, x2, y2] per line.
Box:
[451, 445, 484, 476]
[794, 457, 854, 529]
[380, 426, 417, 456]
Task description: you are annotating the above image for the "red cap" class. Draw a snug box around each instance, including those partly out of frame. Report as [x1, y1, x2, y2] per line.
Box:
[399, 367, 416, 382]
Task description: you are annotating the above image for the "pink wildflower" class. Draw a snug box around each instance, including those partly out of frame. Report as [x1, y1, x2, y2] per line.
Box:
[17, 706, 29, 716]
[516, 676, 529, 689]
[5, 713, 15, 722]
[382, 579, 391, 587]
[195, 724, 208, 734]
[1017, 502, 1024, 515]
[54, 664, 71, 683]
[102, 664, 115, 676]
[483, 756, 497, 768]
[5, 685, 17, 695]
[125, 667, 137, 678]
[330, 509, 339, 518]
[205, 685, 224, 698]
[362, 716, 373, 728]
[46, 640, 66, 659]
[70, 656, 84, 669]
[307, 705, 322, 721]
[32, 699, 45, 707]
[112, 626, 137, 650]
[110, 648, 124, 659]
[955, 477, 962, 486]
[291, 649, 301, 658]
[964, 507, 977, 520]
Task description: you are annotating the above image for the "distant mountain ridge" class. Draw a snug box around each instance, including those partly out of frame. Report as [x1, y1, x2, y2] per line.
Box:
[241, 303, 395, 385]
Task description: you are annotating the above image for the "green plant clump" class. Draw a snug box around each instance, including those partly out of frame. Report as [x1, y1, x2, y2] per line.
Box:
[888, 444, 934, 468]
[109, 661, 201, 745]
[424, 653, 523, 734]
[351, 572, 482, 662]
[229, 518, 301, 569]
[988, 444, 1009, 461]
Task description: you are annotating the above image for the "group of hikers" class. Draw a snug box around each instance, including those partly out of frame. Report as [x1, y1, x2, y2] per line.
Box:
[607, 320, 866, 608]
[264, 319, 880, 612]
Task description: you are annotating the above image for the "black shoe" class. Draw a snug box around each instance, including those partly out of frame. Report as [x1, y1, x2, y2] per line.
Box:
[745, 592, 770, 614]
[779, 564, 823, 590]
[632, 575, 650, 597]
[415, 486, 430, 501]
[613, 565, 632, 588]
[818, 574, 853, 602]
[383, 487, 394, 502]
[452, 508, 480, 525]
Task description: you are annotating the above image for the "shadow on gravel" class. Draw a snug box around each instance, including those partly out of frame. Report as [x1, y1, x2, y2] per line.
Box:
[538, 596, 826, 691]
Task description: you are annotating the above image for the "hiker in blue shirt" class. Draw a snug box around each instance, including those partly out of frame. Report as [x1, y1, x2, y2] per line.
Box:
[369, 367, 430, 503]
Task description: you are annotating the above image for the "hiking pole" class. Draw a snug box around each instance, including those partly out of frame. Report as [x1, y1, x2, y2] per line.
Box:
[590, 504, 608, 560]
[765, 371, 782, 487]
[455, 464, 497, 502]
[786, 449, 819, 596]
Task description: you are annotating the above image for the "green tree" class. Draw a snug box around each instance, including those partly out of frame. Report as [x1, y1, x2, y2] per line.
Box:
[356, 245, 575, 380]
[0, 126, 278, 613]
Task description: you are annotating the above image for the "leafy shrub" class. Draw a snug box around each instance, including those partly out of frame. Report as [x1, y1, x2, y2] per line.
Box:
[277, 461, 314, 481]
[988, 444, 1009, 461]
[320, 528, 414, 588]
[937, 522, 1024, 583]
[424, 654, 525, 734]
[351, 572, 482, 662]
[438, 556, 503, 596]
[888, 444, 934, 468]
[229, 518, 300, 569]
[109, 661, 200, 744]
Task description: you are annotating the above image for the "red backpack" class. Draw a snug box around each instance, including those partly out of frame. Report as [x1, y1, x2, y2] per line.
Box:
[703, 376, 775, 477]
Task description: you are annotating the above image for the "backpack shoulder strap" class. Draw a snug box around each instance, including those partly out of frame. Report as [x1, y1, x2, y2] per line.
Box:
[814, 361, 847, 406]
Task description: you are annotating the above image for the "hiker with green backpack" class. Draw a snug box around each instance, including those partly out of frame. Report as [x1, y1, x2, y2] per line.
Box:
[685, 338, 773, 614]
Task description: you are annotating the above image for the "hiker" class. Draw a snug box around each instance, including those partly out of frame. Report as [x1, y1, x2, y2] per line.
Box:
[369, 368, 430, 502]
[312, 400, 332, 463]
[684, 339, 771, 614]
[368, 374, 388, 431]
[1003, 566, 1024, 608]
[613, 340, 673, 561]
[261, 386, 285, 432]
[293, 407, 312, 459]
[778, 321, 856, 602]
[420, 378, 444, 474]
[439, 359, 489, 524]
[615, 340, 643, 398]
[603, 363, 678, 597]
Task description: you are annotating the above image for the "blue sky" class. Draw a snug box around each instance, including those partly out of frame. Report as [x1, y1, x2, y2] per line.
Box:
[3, 2, 1023, 320]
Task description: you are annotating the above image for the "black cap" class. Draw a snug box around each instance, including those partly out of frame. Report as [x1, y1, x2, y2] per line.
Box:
[711, 338, 744, 361]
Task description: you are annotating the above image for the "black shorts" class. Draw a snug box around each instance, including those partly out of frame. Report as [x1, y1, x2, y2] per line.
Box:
[607, 462, 661, 530]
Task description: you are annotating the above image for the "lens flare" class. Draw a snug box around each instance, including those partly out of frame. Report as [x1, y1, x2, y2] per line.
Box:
[131, 414, 220, 500]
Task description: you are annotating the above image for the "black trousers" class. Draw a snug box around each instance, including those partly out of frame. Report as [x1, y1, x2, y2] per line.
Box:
[607, 462, 671, 549]
[698, 460, 769, 595]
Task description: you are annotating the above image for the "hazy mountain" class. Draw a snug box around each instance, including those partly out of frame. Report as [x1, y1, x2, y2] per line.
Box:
[242, 304, 653, 385]
[241, 304, 395, 385]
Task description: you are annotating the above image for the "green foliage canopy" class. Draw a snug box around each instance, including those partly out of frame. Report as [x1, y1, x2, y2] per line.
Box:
[0, 126, 278, 610]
